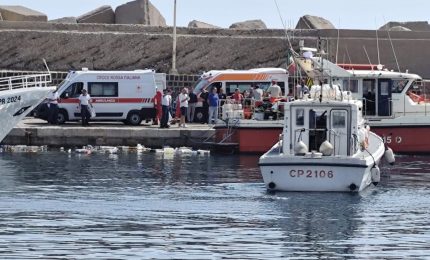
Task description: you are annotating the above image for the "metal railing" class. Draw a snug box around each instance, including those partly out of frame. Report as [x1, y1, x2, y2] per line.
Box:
[0, 73, 52, 92]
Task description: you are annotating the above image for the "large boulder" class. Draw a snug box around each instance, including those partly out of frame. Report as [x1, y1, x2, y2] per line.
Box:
[49, 17, 77, 24]
[77, 5, 115, 24]
[380, 21, 430, 31]
[229, 19, 267, 30]
[0, 5, 47, 22]
[115, 0, 166, 26]
[296, 15, 335, 30]
[188, 20, 220, 29]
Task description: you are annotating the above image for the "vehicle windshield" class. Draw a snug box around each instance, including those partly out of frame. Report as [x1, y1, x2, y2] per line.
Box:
[193, 78, 209, 94]
[57, 79, 68, 90]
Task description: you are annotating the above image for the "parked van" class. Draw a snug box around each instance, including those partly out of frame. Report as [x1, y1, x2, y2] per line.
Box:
[192, 68, 289, 121]
[36, 69, 160, 125]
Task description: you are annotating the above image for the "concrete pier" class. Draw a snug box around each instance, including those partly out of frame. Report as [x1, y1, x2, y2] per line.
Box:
[3, 118, 215, 149]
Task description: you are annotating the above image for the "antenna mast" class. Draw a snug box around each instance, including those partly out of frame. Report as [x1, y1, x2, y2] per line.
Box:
[376, 24, 381, 65]
[383, 17, 401, 72]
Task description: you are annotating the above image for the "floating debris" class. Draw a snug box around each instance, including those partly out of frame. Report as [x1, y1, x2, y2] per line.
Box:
[0, 145, 48, 153]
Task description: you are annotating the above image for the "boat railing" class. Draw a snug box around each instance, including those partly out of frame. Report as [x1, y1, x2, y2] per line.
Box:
[0, 73, 52, 92]
[219, 97, 285, 121]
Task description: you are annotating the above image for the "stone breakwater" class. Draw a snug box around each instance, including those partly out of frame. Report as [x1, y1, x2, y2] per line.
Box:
[2, 21, 430, 78]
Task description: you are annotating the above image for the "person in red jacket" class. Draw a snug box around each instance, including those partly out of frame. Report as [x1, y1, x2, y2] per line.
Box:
[153, 88, 163, 125]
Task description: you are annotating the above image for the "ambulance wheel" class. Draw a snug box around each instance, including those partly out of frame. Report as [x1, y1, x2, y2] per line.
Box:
[57, 110, 68, 124]
[127, 111, 142, 126]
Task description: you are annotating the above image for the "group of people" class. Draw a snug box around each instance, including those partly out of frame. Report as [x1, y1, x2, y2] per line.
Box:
[46, 89, 93, 126]
[158, 85, 222, 128]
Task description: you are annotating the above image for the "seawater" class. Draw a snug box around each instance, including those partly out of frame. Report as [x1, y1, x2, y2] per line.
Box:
[0, 151, 429, 259]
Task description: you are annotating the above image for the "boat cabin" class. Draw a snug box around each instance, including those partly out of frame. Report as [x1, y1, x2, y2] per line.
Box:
[283, 96, 365, 157]
[334, 69, 423, 118]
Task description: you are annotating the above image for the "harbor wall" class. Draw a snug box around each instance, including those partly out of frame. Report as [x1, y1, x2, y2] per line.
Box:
[2, 21, 430, 78]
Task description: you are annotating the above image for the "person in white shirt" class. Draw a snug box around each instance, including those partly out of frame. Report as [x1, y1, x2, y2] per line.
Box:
[160, 89, 172, 128]
[178, 87, 189, 128]
[47, 91, 59, 124]
[252, 84, 264, 102]
[78, 89, 92, 126]
[267, 80, 282, 102]
[295, 79, 309, 99]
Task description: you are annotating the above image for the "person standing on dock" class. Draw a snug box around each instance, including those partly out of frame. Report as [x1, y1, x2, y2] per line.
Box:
[78, 89, 92, 126]
[178, 87, 189, 128]
[152, 88, 163, 126]
[47, 90, 59, 125]
[198, 88, 209, 124]
[187, 87, 197, 123]
[208, 87, 220, 125]
[160, 89, 172, 128]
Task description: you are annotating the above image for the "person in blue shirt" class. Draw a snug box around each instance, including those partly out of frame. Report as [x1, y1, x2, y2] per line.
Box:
[208, 87, 220, 125]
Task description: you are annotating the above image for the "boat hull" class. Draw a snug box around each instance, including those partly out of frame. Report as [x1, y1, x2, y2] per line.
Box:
[259, 162, 372, 192]
[215, 124, 282, 153]
[371, 126, 430, 153]
[0, 87, 55, 142]
[259, 131, 385, 192]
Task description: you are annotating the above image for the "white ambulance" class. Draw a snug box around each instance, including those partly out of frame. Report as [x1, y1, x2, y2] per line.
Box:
[53, 69, 159, 125]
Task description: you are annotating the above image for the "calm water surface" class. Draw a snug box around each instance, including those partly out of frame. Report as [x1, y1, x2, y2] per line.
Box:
[0, 151, 429, 259]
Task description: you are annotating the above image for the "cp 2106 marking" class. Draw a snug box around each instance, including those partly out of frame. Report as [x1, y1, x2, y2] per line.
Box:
[289, 170, 334, 178]
[0, 96, 21, 105]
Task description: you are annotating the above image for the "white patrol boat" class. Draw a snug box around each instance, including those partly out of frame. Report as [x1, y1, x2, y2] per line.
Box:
[0, 71, 55, 143]
[259, 85, 394, 192]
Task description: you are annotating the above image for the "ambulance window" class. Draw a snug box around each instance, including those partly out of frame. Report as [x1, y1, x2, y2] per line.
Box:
[61, 82, 83, 98]
[208, 82, 222, 91]
[88, 82, 118, 97]
[226, 82, 253, 95]
[257, 82, 271, 92]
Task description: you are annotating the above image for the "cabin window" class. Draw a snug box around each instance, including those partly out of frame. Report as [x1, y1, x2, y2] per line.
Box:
[296, 109, 304, 126]
[380, 82, 389, 96]
[342, 79, 358, 93]
[61, 82, 83, 98]
[392, 80, 407, 93]
[407, 80, 424, 95]
[332, 111, 346, 128]
[88, 82, 119, 97]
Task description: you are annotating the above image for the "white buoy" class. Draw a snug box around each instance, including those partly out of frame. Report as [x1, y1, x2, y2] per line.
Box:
[163, 147, 175, 154]
[384, 147, 395, 165]
[294, 141, 308, 155]
[319, 140, 334, 156]
[371, 166, 381, 186]
[108, 147, 118, 154]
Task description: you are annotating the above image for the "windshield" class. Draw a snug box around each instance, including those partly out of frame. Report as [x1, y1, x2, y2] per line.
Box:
[193, 78, 209, 94]
[57, 79, 69, 90]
